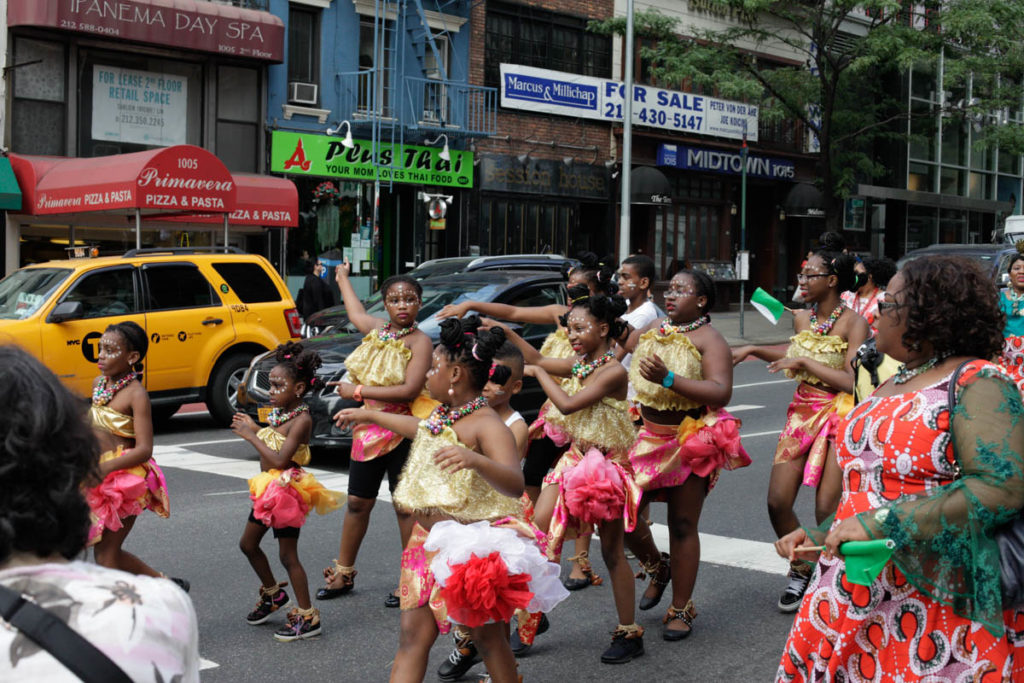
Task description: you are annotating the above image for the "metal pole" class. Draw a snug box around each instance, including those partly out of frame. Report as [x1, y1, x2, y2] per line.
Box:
[617, 0, 635, 264]
[135, 209, 141, 250]
[739, 134, 748, 337]
[372, 178, 380, 291]
[223, 214, 229, 253]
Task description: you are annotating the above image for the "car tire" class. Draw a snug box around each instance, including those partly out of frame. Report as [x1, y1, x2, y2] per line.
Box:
[207, 352, 253, 426]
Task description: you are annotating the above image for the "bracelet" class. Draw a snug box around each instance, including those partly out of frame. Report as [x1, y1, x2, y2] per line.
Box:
[661, 371, 675, 388]
[353, 384, 364, 402]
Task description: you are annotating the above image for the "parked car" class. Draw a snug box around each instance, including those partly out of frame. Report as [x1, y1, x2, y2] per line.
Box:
[0, 247, 300, 424]
[239, 270, 568, 449]
[897, 243, 1018, 285]
[301, 253, 578, 337]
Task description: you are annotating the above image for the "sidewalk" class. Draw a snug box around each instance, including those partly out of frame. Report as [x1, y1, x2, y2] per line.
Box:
[712, 307, 794, 347]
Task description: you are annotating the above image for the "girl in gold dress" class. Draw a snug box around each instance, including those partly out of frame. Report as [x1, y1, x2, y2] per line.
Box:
[732, 242, 869, 613]
[336, 320, 564, 683]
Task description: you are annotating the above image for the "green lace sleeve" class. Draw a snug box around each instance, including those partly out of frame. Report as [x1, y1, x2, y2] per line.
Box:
[856, 369, 1024, 637]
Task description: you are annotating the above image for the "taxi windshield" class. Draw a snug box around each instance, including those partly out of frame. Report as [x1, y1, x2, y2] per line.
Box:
[0, 268, 72, 320]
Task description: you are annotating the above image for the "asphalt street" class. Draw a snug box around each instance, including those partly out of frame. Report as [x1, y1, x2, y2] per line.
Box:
[122, 356, 813, 682]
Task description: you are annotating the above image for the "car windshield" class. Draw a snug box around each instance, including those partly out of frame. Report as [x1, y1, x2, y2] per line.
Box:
[407, 258, 474, 281]
[339, 281, 504, 336]
[0, 268, 72, 320]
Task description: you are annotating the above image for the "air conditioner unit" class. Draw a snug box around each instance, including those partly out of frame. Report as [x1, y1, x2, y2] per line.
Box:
[288, 82, 318, 106]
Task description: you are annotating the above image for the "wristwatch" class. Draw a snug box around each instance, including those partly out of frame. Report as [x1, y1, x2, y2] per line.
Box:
[661, 371, 675, 388]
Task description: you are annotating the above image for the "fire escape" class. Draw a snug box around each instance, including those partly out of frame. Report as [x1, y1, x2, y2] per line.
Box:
[335, 0, 496, 186]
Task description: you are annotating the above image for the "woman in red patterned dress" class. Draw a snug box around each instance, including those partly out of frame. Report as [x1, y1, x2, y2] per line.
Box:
[776, 255, 1024, 681]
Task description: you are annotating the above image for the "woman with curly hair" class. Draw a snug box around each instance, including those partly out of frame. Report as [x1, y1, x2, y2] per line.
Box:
[233, 341, 343, 641]
[336, 319, 565, 683]
[775, 255, 1024, 681]
[0, 346, 199, 680]
[733, 237, 871, 613]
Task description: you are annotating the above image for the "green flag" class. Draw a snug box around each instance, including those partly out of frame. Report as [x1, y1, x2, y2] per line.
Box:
[842, 539, 895, 586]
[751, 287, 786, 325]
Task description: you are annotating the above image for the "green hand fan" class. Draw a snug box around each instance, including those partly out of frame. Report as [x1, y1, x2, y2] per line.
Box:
[842, 539, 895, 586]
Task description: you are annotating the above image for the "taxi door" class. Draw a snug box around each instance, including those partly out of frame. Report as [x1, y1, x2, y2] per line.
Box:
[42, 265, 145, 398]
[141, 262, 235, 395]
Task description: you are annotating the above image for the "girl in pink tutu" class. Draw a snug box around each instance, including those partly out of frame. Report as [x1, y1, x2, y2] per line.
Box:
[233, 342, 343, 642]
[86, 321, 177, 585]
[336, 320, 566, 683]
[621, 269, 751, 640]
[501, 286, 644, 664]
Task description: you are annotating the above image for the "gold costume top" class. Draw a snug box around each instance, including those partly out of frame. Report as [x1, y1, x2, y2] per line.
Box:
[629, 329, 703, 411]
[344, 330, 412, 387]
[393, 423, 521, 523]
[89, 404, 134, 439]
[784, 329, 848, 386]
[256, 426, 311, 467]
[544, 376, 637, 455]
[539, 328, 574, 359]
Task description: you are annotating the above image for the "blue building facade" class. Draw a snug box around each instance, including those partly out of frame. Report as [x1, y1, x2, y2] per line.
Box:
[265, 0, 495, 283]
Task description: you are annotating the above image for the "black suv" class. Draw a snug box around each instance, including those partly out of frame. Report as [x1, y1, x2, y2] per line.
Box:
[239, 270, 567, 449]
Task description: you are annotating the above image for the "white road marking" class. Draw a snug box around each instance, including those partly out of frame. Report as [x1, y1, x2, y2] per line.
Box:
[156, 445, 783, 575]
[167, 437, 243, 448]
[733, 379, 795, 389]
[743, 429, 783, 439]
[199, 658, 219, 670]
[723, 404, 763, 413]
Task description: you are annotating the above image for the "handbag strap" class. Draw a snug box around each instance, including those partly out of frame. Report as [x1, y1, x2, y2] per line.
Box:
[0, 583, 133, 683]
[947, 359, 975, 413]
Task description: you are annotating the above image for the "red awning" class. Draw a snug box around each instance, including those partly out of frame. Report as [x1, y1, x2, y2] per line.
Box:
[8, 0, 284, 62]
[10, 145, 237, 216]
[163, 173, 298, 227]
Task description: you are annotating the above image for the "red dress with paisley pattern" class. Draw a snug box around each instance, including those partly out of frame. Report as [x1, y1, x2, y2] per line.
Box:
[778, 372, 1024, 682]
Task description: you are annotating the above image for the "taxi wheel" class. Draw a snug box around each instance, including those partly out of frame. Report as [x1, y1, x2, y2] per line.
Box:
[207, 352, 252, 426]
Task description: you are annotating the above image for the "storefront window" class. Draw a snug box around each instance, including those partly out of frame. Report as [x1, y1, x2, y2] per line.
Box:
[906, 205, 937, 250]
[12, 39, 66, 156]
[217, 66, 260, 172]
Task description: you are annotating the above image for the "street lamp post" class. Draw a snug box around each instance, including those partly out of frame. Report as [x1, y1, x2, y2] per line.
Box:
[617, 0, 635, 264]
[739, 134, 748, 337]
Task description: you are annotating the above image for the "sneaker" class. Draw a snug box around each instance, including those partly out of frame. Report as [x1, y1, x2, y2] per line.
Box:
[246, 585, 291, 625]
[438, 630, 481, 681]
[510, 613, 550, 656]
[600, 625, 644, 664]
[169, 577, 190, 593]
[777, 566, 813, 613]
[273, 608, 321, 642]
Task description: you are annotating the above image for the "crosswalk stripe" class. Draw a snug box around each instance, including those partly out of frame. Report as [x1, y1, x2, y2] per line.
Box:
[723, 404, 762, 413]
[155, 444, 786, 576]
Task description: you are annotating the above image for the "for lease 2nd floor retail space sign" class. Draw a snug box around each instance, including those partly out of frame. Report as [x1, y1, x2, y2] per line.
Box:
[500, 64, 758, 142]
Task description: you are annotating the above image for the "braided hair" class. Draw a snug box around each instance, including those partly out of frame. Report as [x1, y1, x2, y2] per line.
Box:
[571, 252, 619, 296]
[273, 341, 323, 395]
[105, 321, 147, 375]
[810, 232, 862, 293]
[559, 285, 629, 340]
[437, 315, 512, 389]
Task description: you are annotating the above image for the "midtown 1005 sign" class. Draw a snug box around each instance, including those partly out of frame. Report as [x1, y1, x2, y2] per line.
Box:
[271, 132, 473, 188]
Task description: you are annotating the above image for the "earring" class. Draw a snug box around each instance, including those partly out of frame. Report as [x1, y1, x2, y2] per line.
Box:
[448, 382, 455, 397]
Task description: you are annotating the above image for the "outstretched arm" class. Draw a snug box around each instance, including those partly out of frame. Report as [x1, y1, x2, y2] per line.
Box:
[528, 363, 626, 414]
[334, 407, 421, 440]
[436, 301, 564, 326]
[335, 259, 385, 334]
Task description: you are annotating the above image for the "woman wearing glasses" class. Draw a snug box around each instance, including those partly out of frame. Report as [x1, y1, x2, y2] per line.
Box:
[732, 240, 869, 614]
[775, 255, 1024, 681]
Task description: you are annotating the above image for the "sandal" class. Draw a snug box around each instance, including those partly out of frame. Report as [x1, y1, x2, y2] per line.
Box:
[636, 551, 671, 611]
[662, 600, 697, 641]
[315, 560, 356, 600]
[563, 551, 603, 591]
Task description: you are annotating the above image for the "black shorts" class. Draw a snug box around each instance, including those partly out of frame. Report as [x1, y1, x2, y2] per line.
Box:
[347, 438, 411, 499]
[522, 436, 567, 488]
[247, 509, 300, 539]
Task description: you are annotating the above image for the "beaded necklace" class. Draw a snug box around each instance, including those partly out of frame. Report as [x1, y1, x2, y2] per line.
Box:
[893, 355, 948, 385]
[267, 403, 309, 427]
[92, 372, 137, 406]
[808, 303, 845, 335]
[659, 315, 710, 336]
[378, 322, 416, 342]
[1007, 290, 1024, 317]
[571, 349, 615, 381]
[425, 396, 489, 435]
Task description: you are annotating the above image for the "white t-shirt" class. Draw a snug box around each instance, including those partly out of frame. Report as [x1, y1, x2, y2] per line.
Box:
[504, 411, 525, 427]
[0, 560, 200, 682]
[621, 300, 663, 400]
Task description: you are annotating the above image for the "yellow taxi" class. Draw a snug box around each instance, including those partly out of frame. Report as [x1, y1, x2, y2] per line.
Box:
[0, 247, 301, 424]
